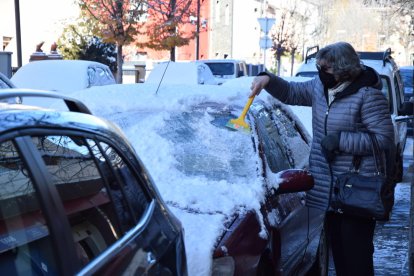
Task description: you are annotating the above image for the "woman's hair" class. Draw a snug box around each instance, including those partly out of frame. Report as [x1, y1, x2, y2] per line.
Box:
[316, 42, 363, 82]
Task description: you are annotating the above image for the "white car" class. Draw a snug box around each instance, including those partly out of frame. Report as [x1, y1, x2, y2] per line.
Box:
[196, 59, 248, 85]
[146, 61, 217, 85]
[11, 60, 116, 93]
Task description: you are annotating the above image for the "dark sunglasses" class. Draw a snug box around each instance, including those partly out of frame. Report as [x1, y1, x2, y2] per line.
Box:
[316, 64, 332, 72]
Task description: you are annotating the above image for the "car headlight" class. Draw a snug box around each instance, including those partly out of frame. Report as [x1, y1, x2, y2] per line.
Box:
[212, 256, 235, 276]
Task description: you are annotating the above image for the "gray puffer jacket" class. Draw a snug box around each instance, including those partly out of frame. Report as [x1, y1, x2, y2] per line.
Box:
[262, 66, 395, 211]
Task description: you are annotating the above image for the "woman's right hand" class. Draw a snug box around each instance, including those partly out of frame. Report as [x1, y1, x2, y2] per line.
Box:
[249, 75, 270, 97]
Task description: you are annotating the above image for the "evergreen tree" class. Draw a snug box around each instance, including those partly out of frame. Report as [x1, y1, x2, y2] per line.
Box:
[58, 25, 117, 73]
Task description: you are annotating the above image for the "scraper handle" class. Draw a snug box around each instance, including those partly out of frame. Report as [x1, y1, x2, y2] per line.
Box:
[239, 96, 255, 120]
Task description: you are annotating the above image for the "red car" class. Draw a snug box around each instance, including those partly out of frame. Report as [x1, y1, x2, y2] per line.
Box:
[98, 88, 327, 275]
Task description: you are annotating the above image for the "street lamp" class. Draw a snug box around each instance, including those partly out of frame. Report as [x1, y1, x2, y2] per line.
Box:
[14, 0, 22, 68]
[196, 0, 200, 60]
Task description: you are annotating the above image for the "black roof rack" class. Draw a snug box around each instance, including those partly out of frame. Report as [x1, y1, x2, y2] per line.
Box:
[357, 48, 392, 67]
[305, 45, 319, 64]
[0, 90, 92, 114]
[304, 45, 393, 67]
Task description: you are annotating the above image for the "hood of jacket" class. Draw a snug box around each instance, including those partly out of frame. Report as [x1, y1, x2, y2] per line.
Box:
[332, 65, 382, 100]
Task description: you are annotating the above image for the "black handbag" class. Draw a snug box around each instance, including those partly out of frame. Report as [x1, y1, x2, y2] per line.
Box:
[331, 134, 395, 221]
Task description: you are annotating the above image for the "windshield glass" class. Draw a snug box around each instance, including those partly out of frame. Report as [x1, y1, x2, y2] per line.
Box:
[158, 110, 256, 181]
[400, 69, 413, 89]
[296, 71, 318, 78]
[107, 105, 263, 214]
[204, 62, 235, 76]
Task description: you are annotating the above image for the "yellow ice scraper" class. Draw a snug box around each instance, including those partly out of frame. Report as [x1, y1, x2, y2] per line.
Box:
[225, 96, 255, 133]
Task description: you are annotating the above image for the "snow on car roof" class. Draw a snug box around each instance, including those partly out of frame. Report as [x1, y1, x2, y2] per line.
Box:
[11, 60, 112, 93]
[146, 61, 217, 85]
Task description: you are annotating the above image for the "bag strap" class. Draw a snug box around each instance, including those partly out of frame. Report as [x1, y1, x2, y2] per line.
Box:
[369, 133, 385, 175]
[350, 133, 385, 175]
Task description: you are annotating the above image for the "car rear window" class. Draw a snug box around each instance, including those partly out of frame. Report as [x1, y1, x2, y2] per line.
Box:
[204, 62, 235, 76]
[158, 110, 257, 182]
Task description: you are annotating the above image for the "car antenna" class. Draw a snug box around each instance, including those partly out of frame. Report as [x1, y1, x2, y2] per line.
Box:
[155, 60, 171, 95]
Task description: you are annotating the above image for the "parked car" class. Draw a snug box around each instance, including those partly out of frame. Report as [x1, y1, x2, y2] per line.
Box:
[0, 90, 187, 275]
[295, 46, 413, 181]
[400, 65, 413, 101]
[196, 59, 248, 85]
[11, 60, 116, 93]
[71, 80, 327, 276]
[146, 61, 217, 85]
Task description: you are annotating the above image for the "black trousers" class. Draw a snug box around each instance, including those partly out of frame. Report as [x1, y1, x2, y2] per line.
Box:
[325, 212, 377, 276]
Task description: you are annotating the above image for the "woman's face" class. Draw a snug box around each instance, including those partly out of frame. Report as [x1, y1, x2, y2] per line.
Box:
[316, 60, 339, 88]
[316, 60, 334, 75]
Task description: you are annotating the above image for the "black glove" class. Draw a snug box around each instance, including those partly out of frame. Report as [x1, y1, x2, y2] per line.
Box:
[320, 133, 340, 162]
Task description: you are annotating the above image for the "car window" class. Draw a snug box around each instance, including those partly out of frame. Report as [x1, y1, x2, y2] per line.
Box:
[271, 108, 310, 168]
[400, 69, 413, 89]
[159, 109, 257, 182]
[254, 105, 310, 172]
[205, 62, 235, 76]
[88, 67, 115, 87]
[31, 135, 150, 268]
[394, 73, 404, 106]
[295, 71, 318, 78]
[0, 140, 59, 275]
[379, 76, 392, 112]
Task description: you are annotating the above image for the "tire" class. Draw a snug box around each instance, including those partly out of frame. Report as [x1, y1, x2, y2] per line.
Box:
[306, 228, 329, 276]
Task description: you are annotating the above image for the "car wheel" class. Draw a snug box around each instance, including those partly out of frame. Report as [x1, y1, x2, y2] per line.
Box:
[306, 228, 328, 276]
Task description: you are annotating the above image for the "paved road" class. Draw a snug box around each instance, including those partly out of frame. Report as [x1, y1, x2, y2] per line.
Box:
[328, 138, 413, 275]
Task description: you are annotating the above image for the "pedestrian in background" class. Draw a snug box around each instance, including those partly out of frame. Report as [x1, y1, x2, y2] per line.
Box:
[249, 41, 395, 275]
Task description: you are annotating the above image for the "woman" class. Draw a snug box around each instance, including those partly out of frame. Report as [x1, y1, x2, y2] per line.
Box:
[250, 42, 394, 275]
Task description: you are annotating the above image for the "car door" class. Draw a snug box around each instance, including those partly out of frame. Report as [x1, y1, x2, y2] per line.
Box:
[252, 102, 317, 274]
[0, 130, 172, 275]
[0, 136, 79, 275]
[393, 72, 408, 147]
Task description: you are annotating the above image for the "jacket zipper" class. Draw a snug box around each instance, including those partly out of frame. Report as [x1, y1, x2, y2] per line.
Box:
[324, 103, 335, 212]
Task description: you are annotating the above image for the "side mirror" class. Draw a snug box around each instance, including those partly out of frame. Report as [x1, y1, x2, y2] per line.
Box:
[274, 169, 314, 194]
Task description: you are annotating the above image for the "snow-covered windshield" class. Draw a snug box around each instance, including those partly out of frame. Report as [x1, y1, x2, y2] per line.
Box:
[107, 104, 263, 216]
[158, 109, 257, 181]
